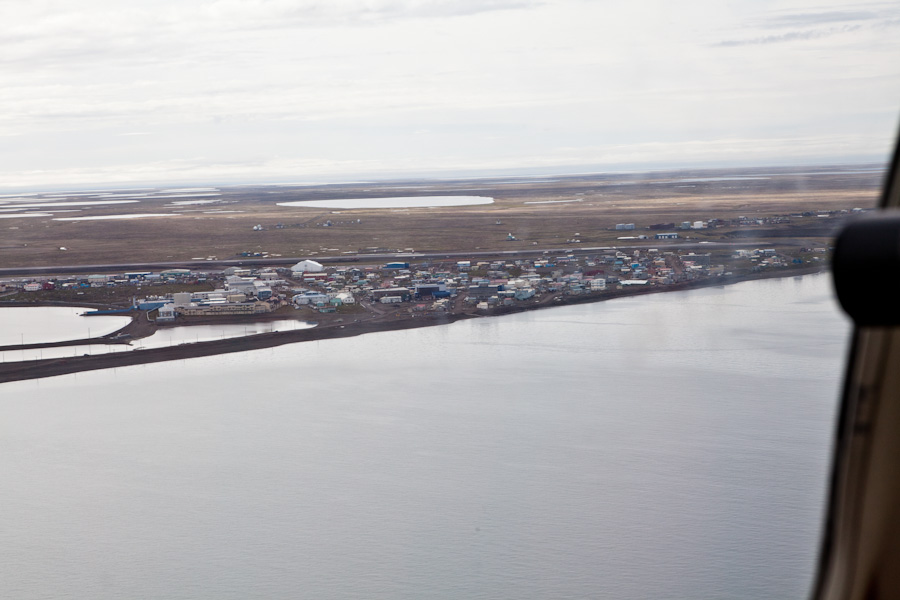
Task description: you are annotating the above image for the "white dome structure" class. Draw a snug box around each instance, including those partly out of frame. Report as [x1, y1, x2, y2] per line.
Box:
[291, 259, 324, 274]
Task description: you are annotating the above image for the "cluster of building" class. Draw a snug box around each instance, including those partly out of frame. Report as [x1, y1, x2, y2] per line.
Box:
[2, 269, 202, 293]
[1, 245, 818, 320]
[643, 208, 864, 234]
[139, 266, 295, 320]
[276, 248, 782, 313]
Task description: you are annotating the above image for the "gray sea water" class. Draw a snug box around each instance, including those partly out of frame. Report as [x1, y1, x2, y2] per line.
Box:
[0, 273, 849, 600]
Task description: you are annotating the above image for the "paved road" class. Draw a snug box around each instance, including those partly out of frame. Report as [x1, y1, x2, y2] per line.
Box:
[0, 240, 803, 277]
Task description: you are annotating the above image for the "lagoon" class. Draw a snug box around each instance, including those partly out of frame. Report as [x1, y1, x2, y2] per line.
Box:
[134, 319, 316, 348]
[277, 195, 494, 209]
[0, 318, 316, 362]
[0, 306, 129, 346]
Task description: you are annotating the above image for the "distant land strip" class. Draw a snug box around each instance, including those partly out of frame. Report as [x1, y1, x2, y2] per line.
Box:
[0, 241, 792, 277]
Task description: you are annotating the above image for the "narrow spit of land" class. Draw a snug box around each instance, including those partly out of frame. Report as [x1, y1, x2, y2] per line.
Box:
[0, 265, 826, 384]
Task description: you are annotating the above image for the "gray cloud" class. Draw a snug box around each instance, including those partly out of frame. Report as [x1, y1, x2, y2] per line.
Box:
[0, 0, 897, 189]
[762, 10, 879, 28]
[715, 24, 862, 47]
[0, 0, 543, 71]
[714, 4, 900, 47]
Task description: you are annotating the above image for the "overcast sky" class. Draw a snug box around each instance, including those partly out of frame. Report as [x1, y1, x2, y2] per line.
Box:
[1, 0, 899, 190]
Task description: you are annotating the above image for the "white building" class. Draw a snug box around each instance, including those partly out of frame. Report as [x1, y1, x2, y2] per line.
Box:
[173, 292, 192, 307]
[292, 291, 329, 306]
[88, 274, 109, 287]
[291, 260, 324, 274]
[226, 276, 257, 295]
[157, 304, 176, 321]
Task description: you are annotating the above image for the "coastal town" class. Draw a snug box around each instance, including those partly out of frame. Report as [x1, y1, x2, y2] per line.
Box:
[2, 242, 830, 337]
[0, 165, 873, 382]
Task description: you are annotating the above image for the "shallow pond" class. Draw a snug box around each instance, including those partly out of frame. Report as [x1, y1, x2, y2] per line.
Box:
[277, 195, 494, 209]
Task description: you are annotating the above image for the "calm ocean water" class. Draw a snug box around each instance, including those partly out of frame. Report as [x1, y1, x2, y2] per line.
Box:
[0, 274, 850, 599]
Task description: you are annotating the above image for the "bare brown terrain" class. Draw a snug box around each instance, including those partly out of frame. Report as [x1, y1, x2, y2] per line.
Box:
[0, 165, 883, 270]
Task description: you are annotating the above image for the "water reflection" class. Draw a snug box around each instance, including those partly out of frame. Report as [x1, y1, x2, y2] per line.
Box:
[134, 319, 315, 348]
[0, 307, 129, 346]
[0, 274, 847, 600]
[0, 318, 316, 362]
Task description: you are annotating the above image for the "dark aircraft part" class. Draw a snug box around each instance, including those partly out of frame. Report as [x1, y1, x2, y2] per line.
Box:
[832, 211, 900, 326]
[813, 125, 900, 600]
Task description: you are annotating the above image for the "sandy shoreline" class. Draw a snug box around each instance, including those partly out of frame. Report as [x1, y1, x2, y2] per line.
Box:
[0, 266, 829, 384]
